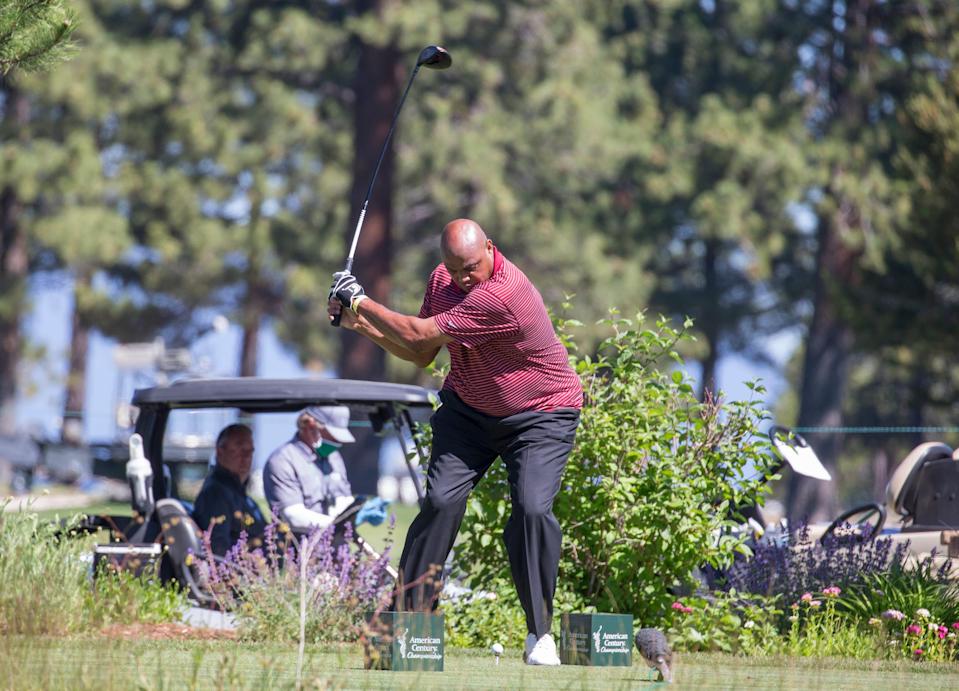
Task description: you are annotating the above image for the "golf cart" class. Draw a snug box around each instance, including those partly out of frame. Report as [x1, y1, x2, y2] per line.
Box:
[77, 377, 435, 602]
[757, 427, 959, 577]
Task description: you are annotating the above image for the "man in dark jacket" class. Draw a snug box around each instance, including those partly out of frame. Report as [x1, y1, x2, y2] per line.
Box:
[192, 423, 267, 556]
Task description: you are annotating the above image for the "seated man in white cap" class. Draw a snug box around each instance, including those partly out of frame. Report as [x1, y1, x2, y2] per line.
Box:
[263, 406, 388, 534]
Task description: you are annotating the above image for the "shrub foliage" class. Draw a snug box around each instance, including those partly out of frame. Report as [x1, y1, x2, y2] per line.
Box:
[455, 312, 776, 624]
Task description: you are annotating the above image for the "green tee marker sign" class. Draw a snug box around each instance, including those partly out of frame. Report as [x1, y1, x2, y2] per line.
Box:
[560, 613, 633, 666]
[364, 611, 445, 671]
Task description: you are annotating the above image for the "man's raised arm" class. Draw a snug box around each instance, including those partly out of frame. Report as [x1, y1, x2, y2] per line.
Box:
[327, 279, 446, 368]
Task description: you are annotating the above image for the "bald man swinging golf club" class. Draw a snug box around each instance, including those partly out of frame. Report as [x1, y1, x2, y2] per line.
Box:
[328, 218, 582, 666]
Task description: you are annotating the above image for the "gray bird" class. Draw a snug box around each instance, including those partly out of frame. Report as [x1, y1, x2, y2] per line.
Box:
[634, 628, 673, 683]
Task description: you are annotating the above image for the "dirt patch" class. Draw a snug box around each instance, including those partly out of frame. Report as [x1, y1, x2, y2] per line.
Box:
[98, 622, 237, 641]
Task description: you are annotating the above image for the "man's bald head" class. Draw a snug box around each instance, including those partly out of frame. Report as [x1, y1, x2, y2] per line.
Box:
[441, 219, 488, 258]
[440, 218, 495, 292]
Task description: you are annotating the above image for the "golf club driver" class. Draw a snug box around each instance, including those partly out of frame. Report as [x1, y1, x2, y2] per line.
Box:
[330, 44, 452, 327]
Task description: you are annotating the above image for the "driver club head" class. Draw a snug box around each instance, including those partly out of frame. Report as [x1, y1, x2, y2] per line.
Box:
[417, 45, 452, 69]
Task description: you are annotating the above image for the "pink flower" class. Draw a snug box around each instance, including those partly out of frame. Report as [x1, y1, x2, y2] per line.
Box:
[800, 592, 813, 602]
[938, 626, 948, 639]
[822, 586, 841, 598]
[683, 606, 693, 614]
[671, 601, 686, 612]
[914, 648, 924, 657]
[906, 624, 922, 636]
[810, 600, 822, 608]
[952, 622, 959, 631]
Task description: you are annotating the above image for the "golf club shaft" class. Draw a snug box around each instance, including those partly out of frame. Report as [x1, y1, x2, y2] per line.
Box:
[332, 63, 423, 326]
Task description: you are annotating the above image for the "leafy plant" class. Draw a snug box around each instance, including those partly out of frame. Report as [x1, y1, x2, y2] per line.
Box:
[838, 557, 959, 626]
[441, 578, 590, 649]
[86, 566, 187, 626]
[782, 587, 870, 658]
[668, 591, 782, 655]
[891, 611, 959, 662]
[455, 311, 776, 625]
[441, 578, 527, 649]
[781, 587, 959, 662]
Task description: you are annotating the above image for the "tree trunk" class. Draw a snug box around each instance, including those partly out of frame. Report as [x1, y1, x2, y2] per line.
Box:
[0, 87, 30, 435]
[239, 185, 267, 379]
[698, 238, 720, 401]
[337, 6, 401, 494]
[871, 447, 889, 504]
[62, 273, 91, 443]
[338, 17, 399, 383]
[908, 365, 925, 448]
[239, 301, 261, 377]
[787, 0, 880, 523]
[787, 217, 856, 522]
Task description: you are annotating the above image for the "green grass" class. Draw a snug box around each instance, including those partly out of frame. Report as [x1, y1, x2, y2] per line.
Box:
[30, 502, 133, 522]
[2, 637, 958, 690]
[356, 502, 418, 567]
[28, 499, 418, 557]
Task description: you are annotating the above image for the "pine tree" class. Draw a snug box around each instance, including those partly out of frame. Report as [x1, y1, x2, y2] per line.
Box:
[784, 0, 956, 520]
[593, 0, 814, 398]
[0, 0, 76, 74]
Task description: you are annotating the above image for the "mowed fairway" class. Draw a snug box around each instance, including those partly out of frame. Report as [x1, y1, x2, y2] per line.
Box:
[3, 637, 958, 690]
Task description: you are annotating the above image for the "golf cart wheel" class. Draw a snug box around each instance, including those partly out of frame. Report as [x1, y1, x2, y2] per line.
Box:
[820, 502, 886, 545]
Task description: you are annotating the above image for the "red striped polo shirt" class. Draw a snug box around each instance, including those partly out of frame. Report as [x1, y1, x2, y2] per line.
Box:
[418, 247, 583, 416]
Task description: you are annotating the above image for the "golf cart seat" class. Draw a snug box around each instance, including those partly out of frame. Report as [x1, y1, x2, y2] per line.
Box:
[154, 498, 216, 605]
[886, 442, 957, 531]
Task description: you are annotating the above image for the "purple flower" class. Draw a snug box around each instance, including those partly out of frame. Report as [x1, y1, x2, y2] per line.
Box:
[200, 517, 394, 640]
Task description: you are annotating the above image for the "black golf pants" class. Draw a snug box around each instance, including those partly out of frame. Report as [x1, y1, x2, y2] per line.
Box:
[396, 390, 580, 637]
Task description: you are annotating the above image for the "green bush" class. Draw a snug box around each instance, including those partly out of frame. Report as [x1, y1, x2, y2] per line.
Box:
[455, 312, 775, 626]
[441, 579, 527, 649]
[441, 578, 590, 649]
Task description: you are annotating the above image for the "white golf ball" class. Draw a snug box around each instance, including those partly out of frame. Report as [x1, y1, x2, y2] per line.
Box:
[491, 643, 504, 655]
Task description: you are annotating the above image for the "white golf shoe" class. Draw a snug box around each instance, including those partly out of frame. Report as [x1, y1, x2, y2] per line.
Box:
[523, 633, 536, 661]
[524, 633, 561, 666]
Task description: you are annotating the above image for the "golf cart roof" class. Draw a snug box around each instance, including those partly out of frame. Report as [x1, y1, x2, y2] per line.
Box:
[132, 377, 435, 412]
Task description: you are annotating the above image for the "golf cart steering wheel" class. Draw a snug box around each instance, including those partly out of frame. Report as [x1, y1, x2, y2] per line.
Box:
[820, 502, 886, 545]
